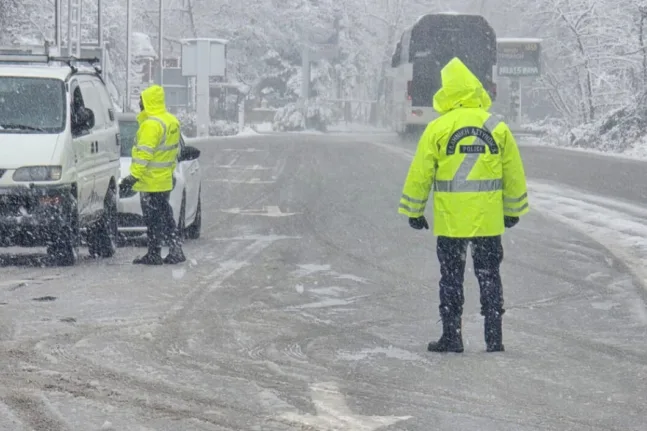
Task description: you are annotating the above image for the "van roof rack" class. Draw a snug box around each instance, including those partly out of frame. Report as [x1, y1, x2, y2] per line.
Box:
[0, 41, 101, 75]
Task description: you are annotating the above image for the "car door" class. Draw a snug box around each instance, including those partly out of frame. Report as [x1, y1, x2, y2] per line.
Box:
[77, 77, 110, 215]
[68, 79, 94, 220]
[180, 135, 200, 222]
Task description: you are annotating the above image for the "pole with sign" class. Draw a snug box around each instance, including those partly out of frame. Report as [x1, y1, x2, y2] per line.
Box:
[181, 38, 228, 137]
[496, 38, 542, 128]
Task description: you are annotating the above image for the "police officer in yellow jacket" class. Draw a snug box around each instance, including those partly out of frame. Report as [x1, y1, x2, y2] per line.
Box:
[121, 85, 186, 265]
[398, 57, 528, 353]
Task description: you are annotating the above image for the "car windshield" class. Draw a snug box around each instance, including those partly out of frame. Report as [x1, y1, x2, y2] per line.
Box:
[119, 120, 138, 157]
[0, 77, 66, 133]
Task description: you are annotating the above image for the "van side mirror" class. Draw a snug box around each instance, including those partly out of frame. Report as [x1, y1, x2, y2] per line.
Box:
[179, 145, 200, 161]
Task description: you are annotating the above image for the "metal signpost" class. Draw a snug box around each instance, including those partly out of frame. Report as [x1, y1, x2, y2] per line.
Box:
[126, 0, 132, 111]
[496, 38, 542, 127]
[181, 38, 228, 137]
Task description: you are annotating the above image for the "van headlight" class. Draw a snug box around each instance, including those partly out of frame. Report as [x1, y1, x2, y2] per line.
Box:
[13, 166, 62, 182]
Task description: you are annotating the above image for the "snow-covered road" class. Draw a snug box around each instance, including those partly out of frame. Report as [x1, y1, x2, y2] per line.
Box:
[0, 133, 645, 430]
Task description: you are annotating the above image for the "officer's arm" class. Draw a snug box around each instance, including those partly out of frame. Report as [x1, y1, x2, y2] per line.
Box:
[131, 120, 163, 179]
[398, 124, 438, 218]
[499, 123, 529, 217]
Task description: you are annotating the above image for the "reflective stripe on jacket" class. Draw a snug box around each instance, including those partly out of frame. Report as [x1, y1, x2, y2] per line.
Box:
[131, 85, 181, 192]
[398, 57, 529, 238]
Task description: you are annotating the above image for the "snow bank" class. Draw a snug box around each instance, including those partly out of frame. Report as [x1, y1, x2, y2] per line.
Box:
[532, 92, 647, 157]
[530, 180, 647, 292]
[520, 118, 568, 137]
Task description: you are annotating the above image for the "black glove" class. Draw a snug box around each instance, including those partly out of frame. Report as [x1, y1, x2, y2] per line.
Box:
[504, 216, 519, 228]
[409, 216, 429, 230]
[120, 175, 138, 193]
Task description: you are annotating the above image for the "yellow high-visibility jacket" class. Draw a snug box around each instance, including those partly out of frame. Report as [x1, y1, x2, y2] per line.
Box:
[398, 57, 529, 238]
[131, 84, 181, 192]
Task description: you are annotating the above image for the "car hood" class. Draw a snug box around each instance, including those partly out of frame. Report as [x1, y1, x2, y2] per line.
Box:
[119, 157, 131, 180]
[0, 133, 61, 168]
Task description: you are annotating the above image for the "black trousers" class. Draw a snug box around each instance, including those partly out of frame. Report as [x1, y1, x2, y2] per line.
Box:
[436, 235, 505, 320]
[140, 191, 179, 250]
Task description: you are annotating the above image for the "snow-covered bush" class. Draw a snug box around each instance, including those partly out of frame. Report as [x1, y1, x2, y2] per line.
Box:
[273, 104, 305, 131]
[567, 91, 647, 153]
[209, 120, 239, 136]
[176, 110, 197, 138]
[272, 102, 334, 132]
[522, 118, 568, 137]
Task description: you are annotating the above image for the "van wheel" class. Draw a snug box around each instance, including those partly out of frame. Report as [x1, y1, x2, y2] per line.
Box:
[185, 189, 201, 240]
[88, 187, 118, 258]
[177, 192, 186, 241]
[47, 195, 79, 266]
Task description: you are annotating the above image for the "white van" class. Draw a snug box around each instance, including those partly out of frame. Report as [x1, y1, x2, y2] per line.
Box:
[0, 52, 121, 266]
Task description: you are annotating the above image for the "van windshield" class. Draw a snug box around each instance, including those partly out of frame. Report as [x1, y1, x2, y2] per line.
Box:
[0, 77, 66, 133]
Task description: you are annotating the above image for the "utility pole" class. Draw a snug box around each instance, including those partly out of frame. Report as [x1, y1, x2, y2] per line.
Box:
[126, 0, 133, 110]
[55, 0, 62, 50]
[98, 0, 103, 46]
[158, 0, 164, 86]
[67, 0, 82, 57]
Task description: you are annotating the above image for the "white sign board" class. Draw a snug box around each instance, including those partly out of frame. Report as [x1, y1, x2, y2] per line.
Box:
[181, 39, 227, 77]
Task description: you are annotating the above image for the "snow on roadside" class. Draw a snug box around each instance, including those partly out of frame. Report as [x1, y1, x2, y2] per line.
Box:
[327, 123, 391, 133]
[529, 180, 647, 294]
[519, 135, 647, 163]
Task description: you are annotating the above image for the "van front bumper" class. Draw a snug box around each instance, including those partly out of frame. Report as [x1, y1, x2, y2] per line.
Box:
[0, 185, 73, 247]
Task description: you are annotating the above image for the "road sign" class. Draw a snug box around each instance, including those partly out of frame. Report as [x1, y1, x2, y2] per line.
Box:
[496, 38, 542, 77]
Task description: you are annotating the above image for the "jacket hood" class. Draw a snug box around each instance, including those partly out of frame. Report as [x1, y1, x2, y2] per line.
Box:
[138, 85, 166, 121]
[432, 57, 492, 115]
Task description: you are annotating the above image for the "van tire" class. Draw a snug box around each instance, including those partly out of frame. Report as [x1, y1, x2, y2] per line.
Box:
[88, 187, 118, 258]
[177, 192, 186, 241]
[185, 189, 201, 239]
[47, 195, 79, 266]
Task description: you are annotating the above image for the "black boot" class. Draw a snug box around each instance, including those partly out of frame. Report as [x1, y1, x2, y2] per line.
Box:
[484, 312, 505, 352]
[163, 246, 186, 264]
[133, 247, 163, 265]
[428, 314, 464, 353]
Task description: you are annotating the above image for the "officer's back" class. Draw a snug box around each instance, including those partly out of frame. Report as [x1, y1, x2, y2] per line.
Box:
[400, 57, 528, 238]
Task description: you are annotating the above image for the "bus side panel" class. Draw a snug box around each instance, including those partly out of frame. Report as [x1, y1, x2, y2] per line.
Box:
[392, 63, 413, 134]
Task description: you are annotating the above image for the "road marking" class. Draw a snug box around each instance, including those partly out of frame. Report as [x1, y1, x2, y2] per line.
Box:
[205, 178, 275, 184]
[220, 206, 299, 216]
[281, 381, 411, 430]
[215, 164, 271, 170]
[222, 148, 264, 152]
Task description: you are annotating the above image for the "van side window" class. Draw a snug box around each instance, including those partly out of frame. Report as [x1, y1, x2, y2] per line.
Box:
[91, 79, 115, 123]
[71, 85, 87, 137]
[79, 80, 106, 129]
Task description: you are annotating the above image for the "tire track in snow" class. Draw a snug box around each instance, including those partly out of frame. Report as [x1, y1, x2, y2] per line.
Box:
[1, 392, 69, 431]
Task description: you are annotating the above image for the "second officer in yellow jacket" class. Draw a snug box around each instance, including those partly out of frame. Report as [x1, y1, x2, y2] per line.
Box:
[120, 85, 186, 265]
[398, 57, 529, 353]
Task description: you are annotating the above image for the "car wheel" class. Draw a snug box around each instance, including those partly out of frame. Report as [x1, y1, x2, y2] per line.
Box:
[185, 188, 201, 240]
[47, 194, 79, 266]
[88, 187, 118, 258]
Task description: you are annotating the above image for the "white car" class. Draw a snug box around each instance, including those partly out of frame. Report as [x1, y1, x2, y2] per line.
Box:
[116, 112, 202, 242]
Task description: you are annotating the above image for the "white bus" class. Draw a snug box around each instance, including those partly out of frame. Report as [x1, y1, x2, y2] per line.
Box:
[389, 12, 498, 136]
